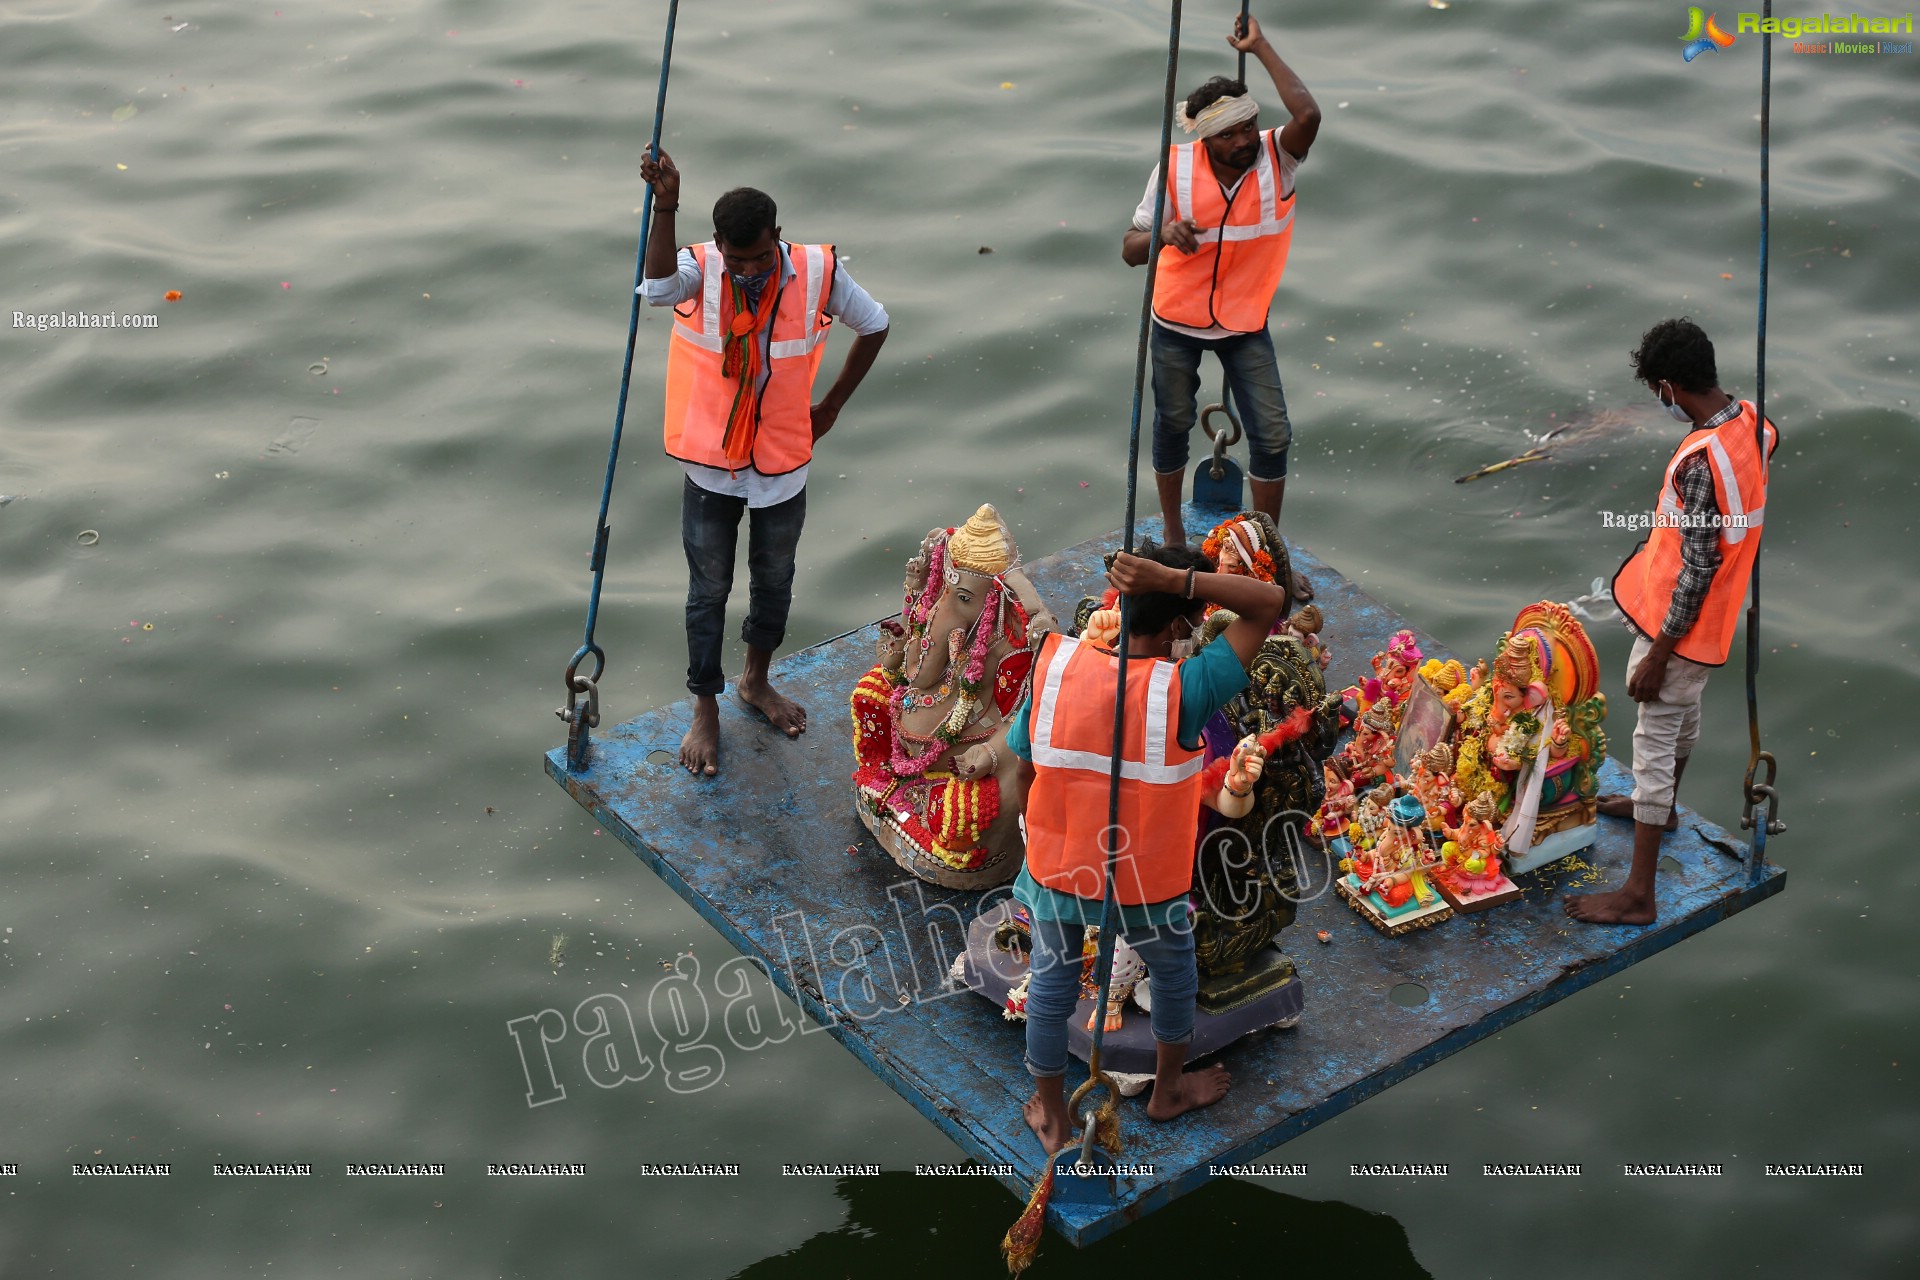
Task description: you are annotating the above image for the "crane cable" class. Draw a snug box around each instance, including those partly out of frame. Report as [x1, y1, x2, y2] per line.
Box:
[1001, 2, 1186, 1274]
[1741, 0, 1785, 870]
[559, 0, 682, 771]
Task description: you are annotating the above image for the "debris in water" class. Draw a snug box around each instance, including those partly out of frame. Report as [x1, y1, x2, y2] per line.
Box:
[164, 290, 183, 302]
[1458, 406, 1651, 483]
[1455, 447, 1546, 482]
[548, 932, 568, 971]
[267, 416, 321, 456]
[1566, 576, 1620, 622]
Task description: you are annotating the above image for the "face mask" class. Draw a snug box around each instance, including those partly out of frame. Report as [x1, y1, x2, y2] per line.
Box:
[1657, 383, 1692, 424]
[1170, 617, 1197, 661]
[733, 267, 774, 291]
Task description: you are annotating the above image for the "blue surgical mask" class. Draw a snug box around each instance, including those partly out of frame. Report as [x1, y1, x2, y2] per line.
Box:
[1656, 383, 1692, 424]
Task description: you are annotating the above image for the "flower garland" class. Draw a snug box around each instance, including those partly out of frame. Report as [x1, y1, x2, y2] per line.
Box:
[886, 571, 1005, 779]
[1494, 710, 1543, 766]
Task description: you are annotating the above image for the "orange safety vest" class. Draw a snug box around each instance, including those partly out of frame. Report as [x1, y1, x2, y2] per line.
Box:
[1152, 132, 1295, 334]
[1611, 401, 1778, 667]
[1022, 633, 1206, 906]
[663, 241, 837, 476]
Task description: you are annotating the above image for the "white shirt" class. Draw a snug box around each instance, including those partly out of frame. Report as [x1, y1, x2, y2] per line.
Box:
[1131, 131, 1300, 341]
[642, 243, 890, 507]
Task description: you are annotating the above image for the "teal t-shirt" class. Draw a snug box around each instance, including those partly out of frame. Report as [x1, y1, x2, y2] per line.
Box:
[1005, 637, 1249, 928]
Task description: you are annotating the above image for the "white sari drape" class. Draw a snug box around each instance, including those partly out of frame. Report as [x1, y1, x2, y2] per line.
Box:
[1498, 704, 1556, 858]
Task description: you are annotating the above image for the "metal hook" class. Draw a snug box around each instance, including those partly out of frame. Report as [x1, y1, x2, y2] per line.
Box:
[1740, 751, 1785, 836]
[557, 671, 601, 771]
[1200, 402, 1242, 481]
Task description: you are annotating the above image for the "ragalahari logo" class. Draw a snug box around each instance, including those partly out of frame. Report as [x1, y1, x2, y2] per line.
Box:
[1681, 7, 1739, 59]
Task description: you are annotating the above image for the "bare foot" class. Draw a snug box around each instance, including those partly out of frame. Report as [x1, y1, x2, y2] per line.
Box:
[1145, 1065, 1232, 1122]
[1596, 794, 1676, 831]
[679, 696, 720, 777]
[1023, 1093, 1077, 1155]
[1288, 570, 1314, 603]
[1563, 887, 1656, 925]
[736, 676, 807, 738]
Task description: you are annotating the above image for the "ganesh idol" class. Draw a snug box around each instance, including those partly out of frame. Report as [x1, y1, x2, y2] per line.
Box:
[850, 504, 1057, 889]
[1450, 601, 1609, 876]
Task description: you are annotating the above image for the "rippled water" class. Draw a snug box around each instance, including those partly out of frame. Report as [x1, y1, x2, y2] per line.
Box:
[2, 0, 1914, 1275]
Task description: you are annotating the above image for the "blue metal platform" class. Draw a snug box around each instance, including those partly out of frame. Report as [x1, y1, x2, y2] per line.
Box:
[546, 506, 1786, 1247]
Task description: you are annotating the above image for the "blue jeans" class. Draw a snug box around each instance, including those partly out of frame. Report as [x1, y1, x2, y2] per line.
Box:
[681, 477, 806, 696]
[1149, 323, 1293, 482]
[1022, 914, 1198, 1079]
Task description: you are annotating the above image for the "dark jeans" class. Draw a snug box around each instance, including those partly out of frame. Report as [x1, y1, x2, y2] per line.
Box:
[1149, 323, 1294, 481]
[1022, 914, 1198, 1079]
[681, 477, 806, 697]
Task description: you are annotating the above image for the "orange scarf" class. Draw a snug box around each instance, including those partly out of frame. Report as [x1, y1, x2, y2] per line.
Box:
[718, 273, 781, 465]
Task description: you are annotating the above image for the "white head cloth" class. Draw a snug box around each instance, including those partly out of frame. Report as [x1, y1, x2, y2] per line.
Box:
[1174, 92, 1259, 139]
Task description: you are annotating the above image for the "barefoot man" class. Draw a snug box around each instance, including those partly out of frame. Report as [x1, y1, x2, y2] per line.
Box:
[1002, 544, 1286, 1152]
[640, 150, 889, 775]
[1566, 318, 1775, 925]
[1121, 11, 1320, 569]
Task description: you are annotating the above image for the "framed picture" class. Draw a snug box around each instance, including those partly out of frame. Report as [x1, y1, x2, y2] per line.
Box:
[1392, 675, 1457, 778]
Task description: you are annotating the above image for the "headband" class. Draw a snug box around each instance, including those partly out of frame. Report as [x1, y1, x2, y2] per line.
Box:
[1175, 92, 1259, 139]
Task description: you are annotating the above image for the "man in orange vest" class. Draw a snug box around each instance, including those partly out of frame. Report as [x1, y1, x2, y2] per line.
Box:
[639, 149, 890, 777]
[1566, 318, 1776, 926]
[1002, 545, 1287, 1153]
[1121, 12, 1321, 577]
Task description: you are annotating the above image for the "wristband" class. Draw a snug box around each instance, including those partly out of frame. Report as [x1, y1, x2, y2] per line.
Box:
[654, 203, 679, 213]
[1226, 782, 1252, 798]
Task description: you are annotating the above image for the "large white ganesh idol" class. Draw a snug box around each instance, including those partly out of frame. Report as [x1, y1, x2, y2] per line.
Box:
[851, 505, 1056, 888]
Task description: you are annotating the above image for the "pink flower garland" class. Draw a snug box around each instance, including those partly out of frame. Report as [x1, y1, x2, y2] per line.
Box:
[886, 572, 1006, 779]
[962, 579, 1003, 684]
[909, 539, 947, 626]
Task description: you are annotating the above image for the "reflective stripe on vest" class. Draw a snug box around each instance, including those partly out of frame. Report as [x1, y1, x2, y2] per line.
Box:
[663, 242, 835, 476]
[1021, 633, 1206, 906]
[1611, 402, 1777, 667]
[1152, 133, 1295, 333]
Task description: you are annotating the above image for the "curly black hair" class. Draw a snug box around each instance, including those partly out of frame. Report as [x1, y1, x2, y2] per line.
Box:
[1184, 76, 1249, 122]
[1631, 317, 1719, 394]
[712, 187, 778, 250]
[1128, 542, 1215, 637]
